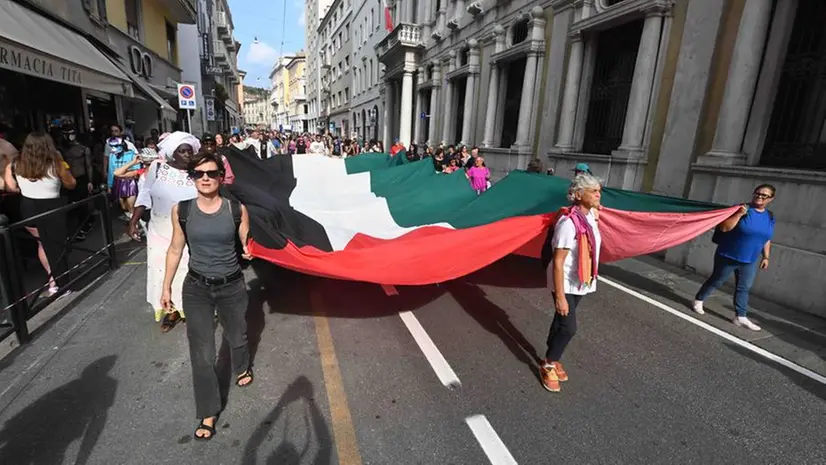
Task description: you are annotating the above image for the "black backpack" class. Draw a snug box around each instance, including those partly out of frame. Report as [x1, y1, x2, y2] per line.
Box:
[178, 198, 245, 263]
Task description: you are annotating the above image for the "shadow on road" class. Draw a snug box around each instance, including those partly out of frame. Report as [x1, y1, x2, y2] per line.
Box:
[241, 375, 333, 465]
[724, 343, 826, 402]
[448, 281, 540, 371]
[0, 355, 118, 465]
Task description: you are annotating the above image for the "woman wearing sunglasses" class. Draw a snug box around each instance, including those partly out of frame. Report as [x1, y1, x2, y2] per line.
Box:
[163, 152, 252, 441]
[692, 184, 777, 331]
[128, 132, 199, 332]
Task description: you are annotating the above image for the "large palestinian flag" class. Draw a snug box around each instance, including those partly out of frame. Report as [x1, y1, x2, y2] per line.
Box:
[222, 147, 736, 285]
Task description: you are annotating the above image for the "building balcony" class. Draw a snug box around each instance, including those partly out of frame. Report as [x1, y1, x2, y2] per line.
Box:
[375, 23, 424, 64]
[226, 40, 237, 52]
[293, 93, 307, 101]
[161, 0, 196, 23]
[213, 41, 227, 62]
[215, 12, 229, 36]
[467, 2, 483, 16]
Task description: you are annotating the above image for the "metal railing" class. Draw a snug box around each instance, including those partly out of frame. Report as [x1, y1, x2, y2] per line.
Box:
[0, 192, 118, 344]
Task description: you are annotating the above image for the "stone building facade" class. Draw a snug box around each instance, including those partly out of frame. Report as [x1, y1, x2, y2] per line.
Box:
[305, 0, 334, 133]
[350, 0, 388, 142]
[376, 0, 826, 317]
[318, 0, 355, 137]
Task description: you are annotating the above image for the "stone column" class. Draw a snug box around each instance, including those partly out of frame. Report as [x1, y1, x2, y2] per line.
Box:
[513, 52, 539, 149]
[555, 34, 584, 151]
[383, 80, 394, 149]
[399, 69, 415, 146]
[413, 67, 425, 143]
[423, 0, 434, 38]
[460, 39, 480, 146]
[481, 25, 505, 148]
[441, 53, 456, 144]
[404, 0, 415, 24]
[617, 9, 665, 154]
[705, 0, 773, 162]
[481, 65, 500, 148]
[514, 7, 546, 150]
[428, 61, 441, 146]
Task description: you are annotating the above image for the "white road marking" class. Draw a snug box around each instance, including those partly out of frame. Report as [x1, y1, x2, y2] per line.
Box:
[465, 415, 519, 465]
[600, 277, 826, 386]
[398, 311, 462, 388]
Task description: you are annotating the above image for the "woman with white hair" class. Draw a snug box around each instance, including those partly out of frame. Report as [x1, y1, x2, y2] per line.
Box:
[127, 132, 200, 332]
[538, 173, 602, 393]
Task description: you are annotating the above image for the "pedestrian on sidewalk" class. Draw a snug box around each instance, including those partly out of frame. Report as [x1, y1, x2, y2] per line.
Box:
[3, 132, 76, 296]
[692, 184, 776, 331]
[538, 173, 602, 393]
[161, 152, 253, 441]
[128, 132, 199, 331]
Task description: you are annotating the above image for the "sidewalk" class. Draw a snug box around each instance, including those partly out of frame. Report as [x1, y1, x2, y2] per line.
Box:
[0, 248, 334, 465]
[603, 255, 826, 379]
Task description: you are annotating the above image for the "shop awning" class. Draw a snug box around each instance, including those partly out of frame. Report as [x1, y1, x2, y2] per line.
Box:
[0, 0, 133, 96]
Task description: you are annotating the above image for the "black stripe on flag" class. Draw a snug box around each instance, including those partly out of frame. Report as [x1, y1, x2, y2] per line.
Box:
[221, 146, 334, 252]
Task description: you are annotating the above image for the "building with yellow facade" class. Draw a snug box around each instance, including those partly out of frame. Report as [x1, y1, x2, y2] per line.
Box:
[286, 54, 308, 132]
[105, 0, 196, 136]
[270, 53, 305, 131]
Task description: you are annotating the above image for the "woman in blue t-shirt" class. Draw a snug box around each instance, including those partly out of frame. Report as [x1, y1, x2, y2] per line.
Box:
[692, 184, 776, 331]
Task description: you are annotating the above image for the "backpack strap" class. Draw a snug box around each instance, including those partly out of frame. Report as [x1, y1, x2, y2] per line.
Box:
[227, 198, 242, 230]
[178, 199, 194, 246]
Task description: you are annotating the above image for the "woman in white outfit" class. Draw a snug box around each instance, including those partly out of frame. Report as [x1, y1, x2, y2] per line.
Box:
[127, 132, 200, 332]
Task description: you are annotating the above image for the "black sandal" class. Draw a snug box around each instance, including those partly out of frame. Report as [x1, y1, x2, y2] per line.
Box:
[160, 311, 181, 333]
[194, 420, 216, 441]
[236, 368, 254, 387]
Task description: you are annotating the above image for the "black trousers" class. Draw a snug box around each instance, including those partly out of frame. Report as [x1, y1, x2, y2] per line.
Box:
[545, 293, 583, 362]
[181, 274, 249, 419]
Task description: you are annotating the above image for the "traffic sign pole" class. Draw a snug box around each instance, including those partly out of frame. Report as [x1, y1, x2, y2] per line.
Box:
[187, 109, 192, 134]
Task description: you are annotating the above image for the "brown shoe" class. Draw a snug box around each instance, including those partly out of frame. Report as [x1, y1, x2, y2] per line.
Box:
[539, 364, 561, 392]
[551, 362, 569, 382]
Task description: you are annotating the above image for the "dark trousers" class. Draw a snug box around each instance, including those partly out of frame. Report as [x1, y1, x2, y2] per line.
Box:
[181, 274, 250, 419]
[67, 175, 92, 234]
[545, 293, 583, 362]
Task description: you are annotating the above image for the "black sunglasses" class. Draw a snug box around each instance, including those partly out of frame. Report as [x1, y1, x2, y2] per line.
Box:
[753, 192, 773, 199]
[188, 169, 222, 180]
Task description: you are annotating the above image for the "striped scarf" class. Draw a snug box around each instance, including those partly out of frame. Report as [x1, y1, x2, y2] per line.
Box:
[566, 206, 598, 287]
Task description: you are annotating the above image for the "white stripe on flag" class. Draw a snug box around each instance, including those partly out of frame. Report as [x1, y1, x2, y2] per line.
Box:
[289, 155, 453, 251]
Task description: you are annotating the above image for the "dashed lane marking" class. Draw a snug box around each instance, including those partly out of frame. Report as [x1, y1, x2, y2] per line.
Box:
[399, 311, 462, 389]
[600, 277, 826, 386]
[465, 414, 519, 465]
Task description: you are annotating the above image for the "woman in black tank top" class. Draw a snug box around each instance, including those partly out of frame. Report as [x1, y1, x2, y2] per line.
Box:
[161, 152, 253, 441]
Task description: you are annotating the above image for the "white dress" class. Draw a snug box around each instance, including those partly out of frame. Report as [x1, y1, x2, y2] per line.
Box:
[135, 160, 197, 321]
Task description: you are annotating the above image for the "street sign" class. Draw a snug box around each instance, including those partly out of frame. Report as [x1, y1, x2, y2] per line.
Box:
[177, 84, 197, 110]
[205, 98, 215, 121]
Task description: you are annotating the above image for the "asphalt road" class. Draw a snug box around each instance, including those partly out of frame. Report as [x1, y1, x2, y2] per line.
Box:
[0, 254, 823, 464]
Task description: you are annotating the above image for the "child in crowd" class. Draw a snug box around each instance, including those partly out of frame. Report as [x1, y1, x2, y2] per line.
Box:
[466, 156, 491, 194]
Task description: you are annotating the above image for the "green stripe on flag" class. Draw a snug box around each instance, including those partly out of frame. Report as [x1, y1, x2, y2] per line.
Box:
[343, 151, 409, 174]
[359, 160, 724, 230]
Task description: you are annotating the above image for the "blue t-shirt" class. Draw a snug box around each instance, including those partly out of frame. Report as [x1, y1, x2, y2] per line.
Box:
[716, 209, 775, 263]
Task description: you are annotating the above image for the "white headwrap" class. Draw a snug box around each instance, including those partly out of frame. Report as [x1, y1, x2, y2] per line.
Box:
[157, 131, 201, 160]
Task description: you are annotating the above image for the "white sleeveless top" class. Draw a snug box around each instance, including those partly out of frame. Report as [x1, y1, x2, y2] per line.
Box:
[16, 166, 61, 199]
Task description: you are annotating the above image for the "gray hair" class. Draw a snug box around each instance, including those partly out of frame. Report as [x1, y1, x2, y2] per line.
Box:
[567, 173, 602, 203]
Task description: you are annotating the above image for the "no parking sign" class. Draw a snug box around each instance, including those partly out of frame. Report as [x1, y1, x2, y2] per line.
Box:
[177, 84, 197, 110]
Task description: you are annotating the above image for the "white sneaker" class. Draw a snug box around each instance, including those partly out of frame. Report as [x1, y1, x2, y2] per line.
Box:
[692, 300, 705, 315]
[734, 317, 761, 331]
